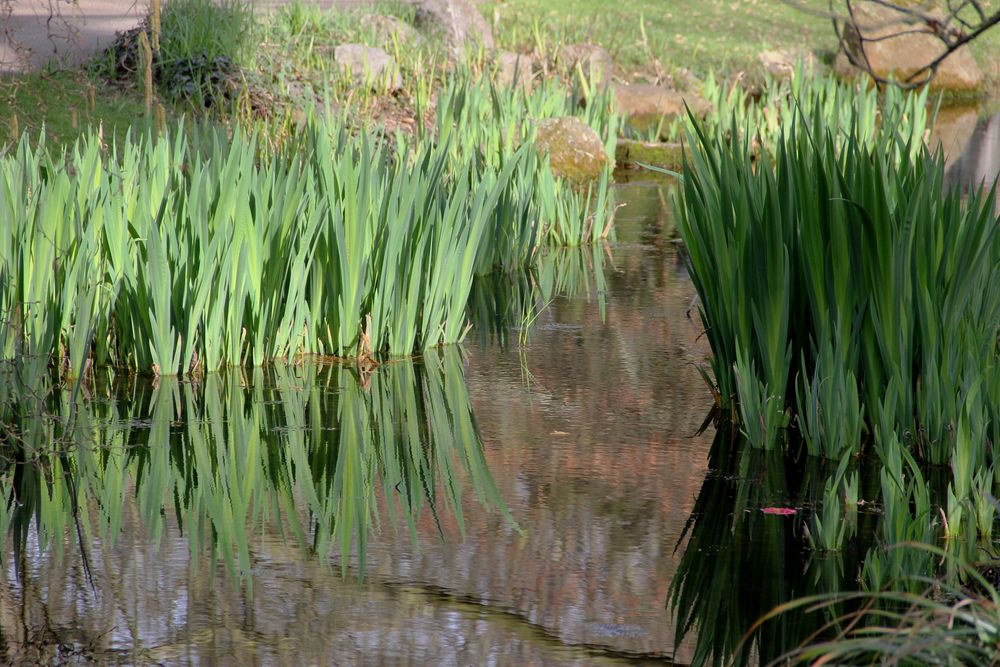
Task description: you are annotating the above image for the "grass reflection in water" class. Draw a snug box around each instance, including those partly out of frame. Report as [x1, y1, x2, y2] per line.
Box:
[0, 348, 513, 590]
[671, 429, 1000, 666]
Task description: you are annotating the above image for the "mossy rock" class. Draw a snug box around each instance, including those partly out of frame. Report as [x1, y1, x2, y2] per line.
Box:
[615, 139, 685, 170]
[534, 117, 610, 182]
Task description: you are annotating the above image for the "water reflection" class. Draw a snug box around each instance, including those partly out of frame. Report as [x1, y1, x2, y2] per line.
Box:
[670, 424, 995, 665]
[0, 190, 720, 662]
[0, 350, 515, 663]
[612, 176, 679, 248]
[454, 235, 713, 661]
[467, 244, 610, 348]
[946, 111, 1000, 211]
[668, 432, 872, 666]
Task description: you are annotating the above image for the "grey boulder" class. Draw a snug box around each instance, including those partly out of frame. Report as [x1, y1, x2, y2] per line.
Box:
[413, 0, 494, 53]
[333, 44, 402, 91]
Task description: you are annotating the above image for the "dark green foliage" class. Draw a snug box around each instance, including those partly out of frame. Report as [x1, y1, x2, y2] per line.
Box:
[673, 95, 1000, 667]
[677, 109, 999, 462]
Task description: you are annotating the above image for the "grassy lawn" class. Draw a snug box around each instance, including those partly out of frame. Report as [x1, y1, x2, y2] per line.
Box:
[0, 70, 151, 149]
[1, 0, 998, 154]
[486, 0, 836, 78]
[486, 0, 1000, 82]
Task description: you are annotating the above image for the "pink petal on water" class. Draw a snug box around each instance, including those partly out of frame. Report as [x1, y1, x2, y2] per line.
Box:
[761, 507, 798, 516]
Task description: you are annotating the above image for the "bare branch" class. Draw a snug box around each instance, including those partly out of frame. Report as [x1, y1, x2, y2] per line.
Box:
[785, 0, 1000, 90]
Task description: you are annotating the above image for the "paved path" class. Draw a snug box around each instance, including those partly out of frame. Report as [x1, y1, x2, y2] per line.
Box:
[0, 0, 368, 74]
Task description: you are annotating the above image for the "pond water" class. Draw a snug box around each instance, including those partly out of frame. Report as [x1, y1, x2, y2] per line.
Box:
[0, 176, 716, 666]
[945, 111, 1000, 203]
[1, 115, 997, 666]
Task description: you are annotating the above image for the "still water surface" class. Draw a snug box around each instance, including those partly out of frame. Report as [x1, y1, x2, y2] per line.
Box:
[1, 177, 714, 665]
[1, 115, 996, 665]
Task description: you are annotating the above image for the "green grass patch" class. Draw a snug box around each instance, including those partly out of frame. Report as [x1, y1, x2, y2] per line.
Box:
[485, 0, 836, 78]
[157, 0, 258, 67]
[0, 71, 151, 150]
[486, 0, 1000, 83]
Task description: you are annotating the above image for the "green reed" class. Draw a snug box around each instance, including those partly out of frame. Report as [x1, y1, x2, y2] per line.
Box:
[647, 67, 935, 158]
[674, 106, 1000, 658]
[668, 429, 1000, 667]
[430, 75, 620, 251]
[768, 458, 1000, 664]
[1, 72, 621, 376]
[804, 453, 856, 553]
[668, 434, 867, 667]
[767, 543, 1000, 666]
[677, 109, 999, 462]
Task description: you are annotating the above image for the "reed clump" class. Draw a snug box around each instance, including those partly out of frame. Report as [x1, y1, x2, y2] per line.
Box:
[673, 83, 999, 665]
[766, 544, 1000, 666]
[428, 74, 619, 249]
[648, 67, 935, 157]
[0, 122, 523, 375]
[678, 111, 999, 464]
[0, 74, 620, 378]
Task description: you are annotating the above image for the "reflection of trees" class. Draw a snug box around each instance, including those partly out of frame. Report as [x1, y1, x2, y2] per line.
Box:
[455, 242, 715, 660]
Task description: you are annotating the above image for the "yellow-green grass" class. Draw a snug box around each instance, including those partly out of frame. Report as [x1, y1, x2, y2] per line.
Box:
[486, 0, 1000, 84]
[0, 70, 152, 151]
[486, 0, 835, 78]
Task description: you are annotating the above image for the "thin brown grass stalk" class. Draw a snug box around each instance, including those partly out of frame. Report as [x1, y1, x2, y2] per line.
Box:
[150, 0, 161, 54]
[138, 30, 154, 115]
